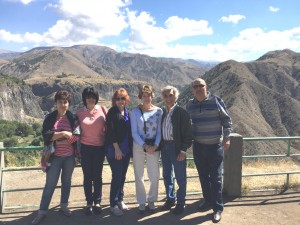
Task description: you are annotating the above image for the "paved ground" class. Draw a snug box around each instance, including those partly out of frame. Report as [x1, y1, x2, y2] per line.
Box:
[1, 192, 300, 225]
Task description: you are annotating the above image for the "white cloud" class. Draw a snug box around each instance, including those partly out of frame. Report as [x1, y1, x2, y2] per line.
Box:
[269, 6, 280, 12]
[219, 14, 246, 24]
[0, 30, 23, 43]
[126, 11, 213, 50]
[4, 0, 34, 4]
[1, 0, 300, 62]
[125, 26, 300, 62]
[0, 0, 130, 47]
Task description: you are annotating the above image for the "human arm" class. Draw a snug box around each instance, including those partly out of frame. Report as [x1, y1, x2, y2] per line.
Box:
[177, 108, 193, 160]
[113, 142, 123, 160]
[130, 109, 146, 146]
[217, 98, 232, 149]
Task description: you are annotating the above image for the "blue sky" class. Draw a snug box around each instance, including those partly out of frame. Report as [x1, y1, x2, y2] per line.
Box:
[0, 0, 300, 62]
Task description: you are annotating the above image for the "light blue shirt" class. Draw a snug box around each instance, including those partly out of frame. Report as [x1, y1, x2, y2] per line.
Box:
[130, 107, 163, 146]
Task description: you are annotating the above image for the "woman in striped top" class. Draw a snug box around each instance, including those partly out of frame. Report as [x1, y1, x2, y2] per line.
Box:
[32, 90, 80, 225]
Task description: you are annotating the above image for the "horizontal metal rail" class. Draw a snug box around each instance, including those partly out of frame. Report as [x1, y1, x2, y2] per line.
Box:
[242, 171, 300, 177]
[243, 136, 300, 141]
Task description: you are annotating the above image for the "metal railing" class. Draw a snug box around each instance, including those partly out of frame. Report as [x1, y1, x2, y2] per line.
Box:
[1, 136, 300, 213]
[0, 145, 200, 212]
[242, 137, 300, 190]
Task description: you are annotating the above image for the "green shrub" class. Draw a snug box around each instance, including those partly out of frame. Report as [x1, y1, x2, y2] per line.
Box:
[4, 136, 18, 147]
[31, 136, 43, 146]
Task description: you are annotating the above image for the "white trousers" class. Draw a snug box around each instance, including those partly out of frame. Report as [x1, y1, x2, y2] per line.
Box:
[132, 142, 160, 204]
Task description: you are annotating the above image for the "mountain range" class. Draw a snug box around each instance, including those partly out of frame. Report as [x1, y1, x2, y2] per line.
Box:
[178, 49, 300, 155]
[0, 45, 299, 155]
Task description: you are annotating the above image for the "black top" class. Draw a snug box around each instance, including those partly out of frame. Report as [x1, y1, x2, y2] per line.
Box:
[105, 105, 133, 148]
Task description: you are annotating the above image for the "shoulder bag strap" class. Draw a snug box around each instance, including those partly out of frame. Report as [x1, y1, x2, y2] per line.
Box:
[139, 107, 147, 135]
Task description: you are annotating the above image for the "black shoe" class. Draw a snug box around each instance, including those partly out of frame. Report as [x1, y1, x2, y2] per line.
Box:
[161, 200, 175, 211]
[172, 204, 185, 215]
[93, 204, 102, 215]
[212, 211, 222, 223]
[85, 205, 93, 216]
[198, 199, 212, 212]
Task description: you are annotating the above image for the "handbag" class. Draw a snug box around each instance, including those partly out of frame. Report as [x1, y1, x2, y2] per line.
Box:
[40, 142, 55, 172]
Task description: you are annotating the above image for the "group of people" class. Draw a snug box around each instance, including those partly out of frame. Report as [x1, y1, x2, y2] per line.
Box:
[31, 78, 232, 224]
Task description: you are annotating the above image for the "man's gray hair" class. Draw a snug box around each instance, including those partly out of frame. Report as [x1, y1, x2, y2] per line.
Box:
[161, 85, 179, 101]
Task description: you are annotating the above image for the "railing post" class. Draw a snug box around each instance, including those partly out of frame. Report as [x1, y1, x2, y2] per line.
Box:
[0, 142, 5, 213]
[223, 133, 243, 197]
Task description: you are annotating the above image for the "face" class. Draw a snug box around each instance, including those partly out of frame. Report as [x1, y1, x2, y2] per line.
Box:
[55, 99, 69, 113]
[115, 95, 126, 109]
[192, 79, 207, 100]
[163, 91, 176, 108]
[86, 96, 97, 109]
[141, 92, 152, 105]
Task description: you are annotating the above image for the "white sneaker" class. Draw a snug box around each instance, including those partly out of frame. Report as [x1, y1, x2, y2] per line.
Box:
[117, 201, 129, 210]
[110, 205, 123, 216]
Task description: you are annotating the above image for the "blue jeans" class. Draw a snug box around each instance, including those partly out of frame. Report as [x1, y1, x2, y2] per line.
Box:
[107, 154, 130, 207]
[39, 155, 75, 215]
[80, 144, 105, 205]
[161, 142, 187, 205]
[193, 141, 224, 212]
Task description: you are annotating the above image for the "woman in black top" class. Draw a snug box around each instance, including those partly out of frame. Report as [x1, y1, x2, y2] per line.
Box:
[105, 88, 132, 216]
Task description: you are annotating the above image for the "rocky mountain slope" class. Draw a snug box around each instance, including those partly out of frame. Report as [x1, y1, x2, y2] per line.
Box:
[0, 45, 207, 88]
[0, 75, 43, 122]
[178, 49, 300, 155]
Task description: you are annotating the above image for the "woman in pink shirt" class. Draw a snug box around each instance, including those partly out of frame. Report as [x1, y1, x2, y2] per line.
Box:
[76, 86, 107, 215]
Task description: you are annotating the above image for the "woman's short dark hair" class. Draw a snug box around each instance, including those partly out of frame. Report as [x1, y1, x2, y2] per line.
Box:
[82, 86, 99, 107]
[54, 90, 71, 103]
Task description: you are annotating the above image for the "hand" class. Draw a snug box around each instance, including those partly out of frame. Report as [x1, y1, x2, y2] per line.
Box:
[177, 151, 186, 161]
[115, 148, 123, 160]
[147, 145, 157, 154]
[222, 139, 230, 151]
[62, 131, 73, 139]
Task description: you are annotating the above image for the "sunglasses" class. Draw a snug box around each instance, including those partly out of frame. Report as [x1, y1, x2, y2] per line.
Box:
[193, 84, 205, 89]
[115, 97, 126, 101]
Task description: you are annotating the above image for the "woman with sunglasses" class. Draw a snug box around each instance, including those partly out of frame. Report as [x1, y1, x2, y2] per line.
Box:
[76, 86, 107, 215]
[105, 88, 133, 216]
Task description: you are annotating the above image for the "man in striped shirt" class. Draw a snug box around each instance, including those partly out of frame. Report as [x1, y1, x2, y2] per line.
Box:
[186, 78, 232, 223]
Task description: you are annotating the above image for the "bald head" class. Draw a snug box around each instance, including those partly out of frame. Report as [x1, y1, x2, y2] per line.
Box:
[192, 78, 207, 101]
[192, 78, 206, 86]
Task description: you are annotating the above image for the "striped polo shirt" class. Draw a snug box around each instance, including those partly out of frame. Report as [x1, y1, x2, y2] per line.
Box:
[162, 103, 177, 141]
[186, 92, 232, 144]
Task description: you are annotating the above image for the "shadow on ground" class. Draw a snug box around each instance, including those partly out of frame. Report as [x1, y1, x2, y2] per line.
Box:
[1, 192, 300, 225]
